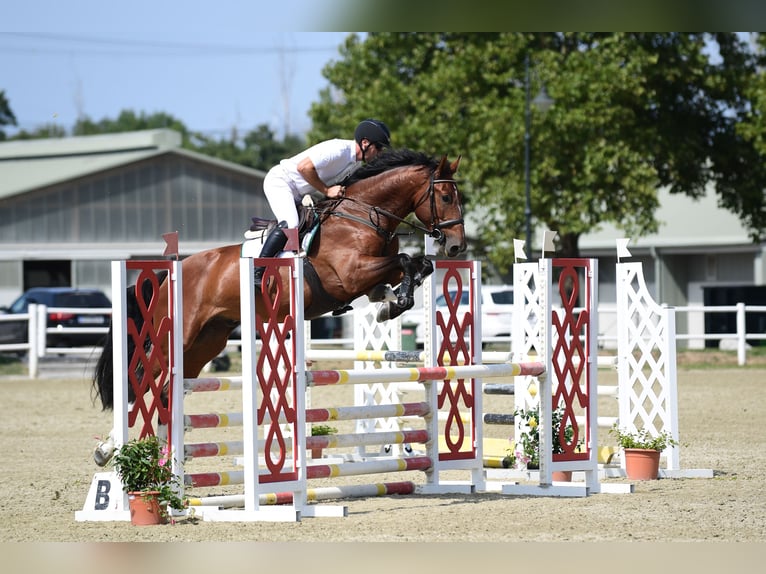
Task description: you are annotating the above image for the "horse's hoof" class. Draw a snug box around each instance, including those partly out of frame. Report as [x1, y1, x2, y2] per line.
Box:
[93, 445, 114, 467]
[376, 303, 392, 322]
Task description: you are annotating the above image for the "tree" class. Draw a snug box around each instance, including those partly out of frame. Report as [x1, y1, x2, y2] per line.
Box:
[308, 33, 766, 271]
[9, 106, 304, 172]
[194, 123, 305, 172]
[73, 110, 192, 144]
[0, 90, 18, 141]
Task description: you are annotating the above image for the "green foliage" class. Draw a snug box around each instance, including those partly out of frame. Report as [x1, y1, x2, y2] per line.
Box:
[5, 104, 305, 173]
[73, 109, 190, 140]
[309, 32, 766, 269]
[610, 423, 679, 452]
[311, 424, 338, 436]
[111, 435, 186, 513]
[504, 406, 575, 469]
[194, 123, 305, 171]
[0, 90, 17, 141]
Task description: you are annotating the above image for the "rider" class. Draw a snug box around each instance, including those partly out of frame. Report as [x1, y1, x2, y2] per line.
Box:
[254, 118, 392, 289]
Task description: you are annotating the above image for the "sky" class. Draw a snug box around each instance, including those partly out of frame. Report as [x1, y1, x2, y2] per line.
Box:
[1, 1, 350, 140]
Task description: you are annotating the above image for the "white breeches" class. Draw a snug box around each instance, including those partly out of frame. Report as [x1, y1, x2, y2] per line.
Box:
[264, 169, 300, 228]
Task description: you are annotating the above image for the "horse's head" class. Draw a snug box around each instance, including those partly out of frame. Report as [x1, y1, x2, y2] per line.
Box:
[340, 149, 467, 257]
[414, 155, 467, 258]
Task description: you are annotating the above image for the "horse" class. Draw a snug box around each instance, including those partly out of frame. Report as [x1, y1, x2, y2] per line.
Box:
[91, 148, 466, 465]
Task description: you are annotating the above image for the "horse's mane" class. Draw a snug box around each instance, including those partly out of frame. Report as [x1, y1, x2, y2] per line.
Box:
[343, 148, 438, 187]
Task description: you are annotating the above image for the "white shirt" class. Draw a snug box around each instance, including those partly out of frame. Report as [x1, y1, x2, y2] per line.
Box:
[278, 139, 359, 198]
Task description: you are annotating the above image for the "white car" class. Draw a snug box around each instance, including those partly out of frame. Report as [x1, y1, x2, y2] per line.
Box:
[400, 285, 514, 342]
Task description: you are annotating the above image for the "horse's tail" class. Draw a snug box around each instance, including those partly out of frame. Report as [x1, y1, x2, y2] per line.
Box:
[91, 271, 166, 411]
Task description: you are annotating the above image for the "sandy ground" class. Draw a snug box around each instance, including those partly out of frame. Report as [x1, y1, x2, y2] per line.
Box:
[0, 358, 765, 549]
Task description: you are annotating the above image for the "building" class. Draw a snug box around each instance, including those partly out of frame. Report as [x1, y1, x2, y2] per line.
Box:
[0, 129, 268, 305]
[577, 186, 766, 348]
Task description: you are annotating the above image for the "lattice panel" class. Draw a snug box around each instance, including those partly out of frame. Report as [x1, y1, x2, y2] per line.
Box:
[617, 262, 680, 470]
[125, 264, 174, 439]
[436, 262, 475, 460]
[550, 259, 592, 462]
[513, 262, 545, 414]
[256, 259, 299, 483]
[353, 303, 404, 454]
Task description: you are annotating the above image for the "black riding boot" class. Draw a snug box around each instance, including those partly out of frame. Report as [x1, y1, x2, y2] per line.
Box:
[254, 221, 289, 290]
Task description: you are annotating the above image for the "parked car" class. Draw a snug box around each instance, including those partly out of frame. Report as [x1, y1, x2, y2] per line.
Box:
[400, 285, 515, 342]
[0, 287, 111, 349]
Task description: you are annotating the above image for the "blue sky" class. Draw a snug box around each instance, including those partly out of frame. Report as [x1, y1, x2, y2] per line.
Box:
[1, 1, 349, 139]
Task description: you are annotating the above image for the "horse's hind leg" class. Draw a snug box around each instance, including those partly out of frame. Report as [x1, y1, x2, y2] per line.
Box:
[94, 430, 117, 466]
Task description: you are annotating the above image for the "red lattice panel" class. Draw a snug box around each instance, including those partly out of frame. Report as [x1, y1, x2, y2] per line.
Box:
[435, 261, 476, 461]
[551, 259, 592, 462]
[125, 262, 175, 440]
[255, 259, 299, 483]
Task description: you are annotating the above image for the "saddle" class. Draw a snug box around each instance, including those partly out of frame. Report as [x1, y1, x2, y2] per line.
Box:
[242, 198, 352, 317]
[247, 200, 314, 236]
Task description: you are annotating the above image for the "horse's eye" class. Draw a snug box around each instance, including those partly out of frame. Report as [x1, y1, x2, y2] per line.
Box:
[441, 194, 452, 203]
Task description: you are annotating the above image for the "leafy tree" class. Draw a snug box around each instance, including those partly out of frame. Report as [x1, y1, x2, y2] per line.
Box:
[73, 110, 193, 144]
[308, 33, 766, 271]
[194, 123, 305, 172]
[11, 106, 304, 172]
[0, 90, 18, 141]
[9, 124, 67, 140]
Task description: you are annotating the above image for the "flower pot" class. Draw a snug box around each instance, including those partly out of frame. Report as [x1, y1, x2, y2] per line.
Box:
[624, 448, 661, 480]
[552, 470, 573, 482]
[311, 447, 323, 459]
[128, 491, 167, 525]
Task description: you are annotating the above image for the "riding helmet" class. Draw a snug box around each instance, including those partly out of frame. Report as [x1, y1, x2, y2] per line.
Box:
[354, 119, 391, 148]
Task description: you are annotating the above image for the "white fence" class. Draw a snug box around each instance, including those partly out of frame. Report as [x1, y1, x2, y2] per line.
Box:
[2, 302, 764, 377]
[0, 303, 110, 378]
[598, 303, 766, 365]
[408, 302, 766, 366]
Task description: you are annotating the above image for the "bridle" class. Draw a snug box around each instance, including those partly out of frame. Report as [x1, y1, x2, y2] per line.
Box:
[421, 172, 465, 243]
[327, 169, 464, 245]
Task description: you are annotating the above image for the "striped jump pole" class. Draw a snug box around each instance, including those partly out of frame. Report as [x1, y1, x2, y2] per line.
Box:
[306, 361, 545, 387]
[187, 481, 417, 511]
[185, 429, 428, 461]
[184, 401, 430, 432]
[305, 348, 512, 365]
[187, 456, 433, 488]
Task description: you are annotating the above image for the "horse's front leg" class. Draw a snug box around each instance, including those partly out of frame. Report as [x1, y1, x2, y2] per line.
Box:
[393, 255, 434, 301]
[376, 254, 434, 322]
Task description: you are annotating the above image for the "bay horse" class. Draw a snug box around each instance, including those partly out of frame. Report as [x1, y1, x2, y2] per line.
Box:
[91, 149, 466, 465]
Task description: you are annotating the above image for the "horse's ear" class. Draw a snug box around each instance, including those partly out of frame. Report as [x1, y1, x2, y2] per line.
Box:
[450, 155, 461, 174]
[437, 155, 449, 174]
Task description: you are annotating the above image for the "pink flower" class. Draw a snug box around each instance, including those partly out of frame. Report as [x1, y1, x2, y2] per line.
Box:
[159, 445, 170, 468]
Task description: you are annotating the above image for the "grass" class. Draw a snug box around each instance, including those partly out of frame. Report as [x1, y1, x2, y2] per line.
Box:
[0, 354, 25, 376]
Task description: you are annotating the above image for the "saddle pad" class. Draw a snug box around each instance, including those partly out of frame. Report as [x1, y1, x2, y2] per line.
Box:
[241, 224, 318, 258]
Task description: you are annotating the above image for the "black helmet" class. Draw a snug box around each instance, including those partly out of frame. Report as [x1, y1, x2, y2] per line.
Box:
[354, 119, 391, 149]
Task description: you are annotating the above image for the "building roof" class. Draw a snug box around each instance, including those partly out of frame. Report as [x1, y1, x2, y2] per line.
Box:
[0, 129, 265, 200]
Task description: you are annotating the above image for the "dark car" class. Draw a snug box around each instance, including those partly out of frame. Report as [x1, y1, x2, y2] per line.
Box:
[0, 287, 111, 349]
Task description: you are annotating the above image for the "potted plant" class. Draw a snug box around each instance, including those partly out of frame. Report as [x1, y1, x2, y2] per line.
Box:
[111, 435, 186, 525]
[503, 406, 576, 480]
[309, 424, 338, 459]
[610, 423, 679, 480]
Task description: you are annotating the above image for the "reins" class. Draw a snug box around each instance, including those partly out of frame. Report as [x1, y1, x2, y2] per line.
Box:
[320, 170, 463, 246]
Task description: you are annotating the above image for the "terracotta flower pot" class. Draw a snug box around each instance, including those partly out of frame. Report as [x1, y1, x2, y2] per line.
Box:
[552, 470, 573, 482]
[128, 491, 167, 526]
[624, 448, 661, 480]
